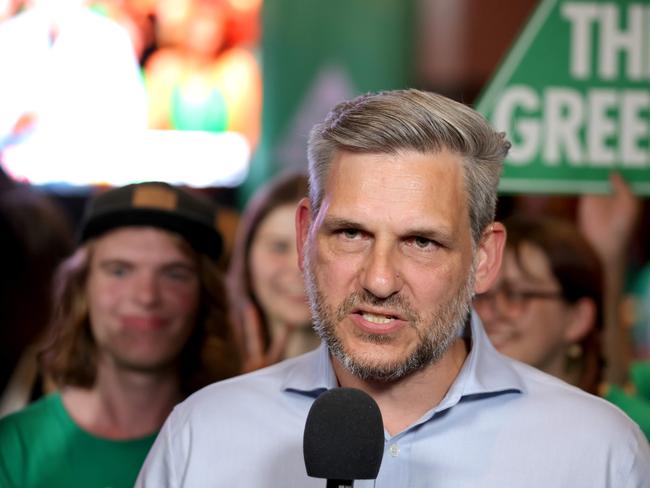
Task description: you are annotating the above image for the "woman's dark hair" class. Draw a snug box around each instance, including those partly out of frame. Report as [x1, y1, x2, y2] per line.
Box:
[227, 170, 309, 352]
[504, 214, 604, 394]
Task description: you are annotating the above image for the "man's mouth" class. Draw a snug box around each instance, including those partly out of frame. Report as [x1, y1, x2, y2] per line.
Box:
[349, 309, 406, 335]
[122, 316, 168, 330]
[359, 312, 397, 324]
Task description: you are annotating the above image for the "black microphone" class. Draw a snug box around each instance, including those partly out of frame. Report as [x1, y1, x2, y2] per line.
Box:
[303, 387, 384, 488]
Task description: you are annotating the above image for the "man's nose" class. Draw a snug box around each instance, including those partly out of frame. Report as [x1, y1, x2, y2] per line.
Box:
[359, 242, 403, 299]
[133, 271, 161, 307]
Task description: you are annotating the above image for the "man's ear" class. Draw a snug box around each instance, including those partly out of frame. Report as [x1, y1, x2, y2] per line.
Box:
[295, 197, 312, 272]
[473, 222, 506, 294]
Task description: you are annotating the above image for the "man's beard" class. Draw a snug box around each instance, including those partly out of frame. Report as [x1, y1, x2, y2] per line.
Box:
[304, 249, 475, 383]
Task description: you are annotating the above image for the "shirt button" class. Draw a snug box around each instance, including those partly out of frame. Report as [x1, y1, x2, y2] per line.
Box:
[389, 443, 400, 457]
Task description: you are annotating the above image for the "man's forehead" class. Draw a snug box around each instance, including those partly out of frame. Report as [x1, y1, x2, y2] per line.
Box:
[91, 226, 190, 258]
[325, 147, 463, 182]
[320, 150, 466, 214]
[317, 151, 467, 236]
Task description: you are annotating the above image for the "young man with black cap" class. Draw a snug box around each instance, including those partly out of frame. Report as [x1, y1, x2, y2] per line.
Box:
[0, 182, 238, 488]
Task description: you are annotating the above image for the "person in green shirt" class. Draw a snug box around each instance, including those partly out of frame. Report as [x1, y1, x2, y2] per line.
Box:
[0, 181, 239, 487]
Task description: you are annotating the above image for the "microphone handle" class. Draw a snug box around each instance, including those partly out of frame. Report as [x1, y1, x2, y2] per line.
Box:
[326, 480, 354, 488]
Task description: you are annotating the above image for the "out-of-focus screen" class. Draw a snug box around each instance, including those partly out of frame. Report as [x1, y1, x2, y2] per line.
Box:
[0, 0, 261, 190]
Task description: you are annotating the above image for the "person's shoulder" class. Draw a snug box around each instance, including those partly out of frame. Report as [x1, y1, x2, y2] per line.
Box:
[511, 358, 591, 397]
[193, 353, 313, 402]
[511, 358, 605, 405]
[490, 360, 650, 484]
[510, 359, 645, 437]
[0, 393, 59, 428]
[0, 393, 62, 450]
[171, 352, 318, 423]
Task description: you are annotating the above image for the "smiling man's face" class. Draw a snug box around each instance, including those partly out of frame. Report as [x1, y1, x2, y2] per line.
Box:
[297, 149, 480, 382]
[86, 227, 200, 373]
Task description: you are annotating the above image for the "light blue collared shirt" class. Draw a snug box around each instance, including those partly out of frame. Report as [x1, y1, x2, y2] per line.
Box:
[137, 312, 650, 487]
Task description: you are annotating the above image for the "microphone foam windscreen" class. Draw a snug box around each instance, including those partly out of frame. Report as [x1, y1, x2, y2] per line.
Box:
[303, 387, 384, 480]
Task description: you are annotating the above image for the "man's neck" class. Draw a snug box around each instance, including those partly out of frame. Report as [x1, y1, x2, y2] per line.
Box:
[332, 338, 469, 436]
[62, 362, 182, 440]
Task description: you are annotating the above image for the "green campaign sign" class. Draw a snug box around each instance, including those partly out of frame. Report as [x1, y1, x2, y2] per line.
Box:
[476, 0, 650, 194]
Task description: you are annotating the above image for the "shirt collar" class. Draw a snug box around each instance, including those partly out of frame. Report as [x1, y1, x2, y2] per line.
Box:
[281, 342, 337, 397]
[282, 310, 525, 404]
[434, 310, 525, 412]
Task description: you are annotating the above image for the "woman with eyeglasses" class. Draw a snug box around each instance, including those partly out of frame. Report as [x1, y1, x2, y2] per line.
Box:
[474, 215, 604, 394]
[475, 194, 650, 441]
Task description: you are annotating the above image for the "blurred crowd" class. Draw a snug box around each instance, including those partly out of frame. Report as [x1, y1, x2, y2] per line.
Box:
[0, 5, 648, 484]
[0, 0, 262, 149]
[3, 170, 650, 432]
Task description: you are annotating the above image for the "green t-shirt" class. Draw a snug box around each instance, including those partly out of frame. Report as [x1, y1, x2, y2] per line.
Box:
[0, 392, 157, 488]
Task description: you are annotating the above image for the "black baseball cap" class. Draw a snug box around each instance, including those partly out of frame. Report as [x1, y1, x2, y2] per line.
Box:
[79, 182, 222, 262]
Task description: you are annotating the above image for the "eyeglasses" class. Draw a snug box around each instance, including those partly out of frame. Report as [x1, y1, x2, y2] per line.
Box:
[474, 282, 564, 317]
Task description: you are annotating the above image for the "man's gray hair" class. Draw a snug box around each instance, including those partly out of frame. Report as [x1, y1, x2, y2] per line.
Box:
[307, 89, 511, 245]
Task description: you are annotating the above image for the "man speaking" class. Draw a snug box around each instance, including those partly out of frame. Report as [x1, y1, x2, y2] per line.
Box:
[136, 89, 650, 487]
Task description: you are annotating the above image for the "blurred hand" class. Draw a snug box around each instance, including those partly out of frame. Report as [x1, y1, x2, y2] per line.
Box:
[578, 173, 640, 263]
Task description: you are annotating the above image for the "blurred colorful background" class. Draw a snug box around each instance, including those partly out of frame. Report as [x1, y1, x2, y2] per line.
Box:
[0, 0, 541, 198]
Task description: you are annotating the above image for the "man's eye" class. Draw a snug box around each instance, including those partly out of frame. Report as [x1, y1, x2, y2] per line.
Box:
[106, 264, 129, 277]
[341, 229, 361, 239]
[165, 270, 195, 282]
[409, 236, 437, 250]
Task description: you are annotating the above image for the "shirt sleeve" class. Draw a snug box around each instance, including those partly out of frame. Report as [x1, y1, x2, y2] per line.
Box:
[134, 413, 179, 488]
[622, 428, 650, 488]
